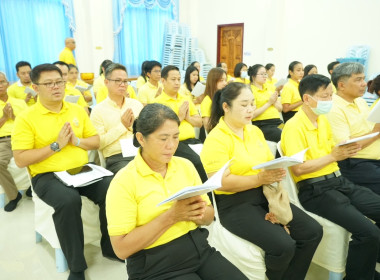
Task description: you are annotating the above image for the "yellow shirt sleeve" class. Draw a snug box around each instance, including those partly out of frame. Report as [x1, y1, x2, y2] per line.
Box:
[200, 95, 212, 117]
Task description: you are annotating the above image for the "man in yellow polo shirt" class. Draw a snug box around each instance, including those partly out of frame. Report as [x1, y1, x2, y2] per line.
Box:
[7, 61, 37, 106]
[327, 62, 380, 195]
[154, 65, 207, 182]
[137, 60, 162, 106]
[91, 63, 143, 173]
[11, 64, 118, 280]
[327, 61, 340, 93]
[281, 74, 380, 280]
[0, 71, 28, 212]
[59, 37, 76, 66]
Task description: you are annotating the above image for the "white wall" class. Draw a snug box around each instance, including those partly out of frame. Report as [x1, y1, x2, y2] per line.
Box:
[179, 0, 380, 79]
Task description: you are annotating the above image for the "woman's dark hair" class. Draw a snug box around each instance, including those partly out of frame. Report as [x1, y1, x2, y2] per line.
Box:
[204, 67, 226, 100]
[287, 61, 302, 78]
[190, 61, 199, 67]
[184, 65, 199, 91]
[133, 104, 180, 147]
[368, 75, 380, 97]
[304, 64, 317, 76]
[233, 62, 247, 78]
[248, 64, 264, 82]
[140, 60, 150, 82]
[68, 64, 78, 71]
[208, 83, 248, 132]
[99, 60, 113, 75]
[217, 62, 223, 67]
[265, 63, 274, 71]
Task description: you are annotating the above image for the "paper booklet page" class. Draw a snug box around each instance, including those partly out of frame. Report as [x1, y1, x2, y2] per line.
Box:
[337, 132, 379, 146]
[191, 82, 206, 97]
[64, 95, 80, 103]
[252, 148, 308, 170]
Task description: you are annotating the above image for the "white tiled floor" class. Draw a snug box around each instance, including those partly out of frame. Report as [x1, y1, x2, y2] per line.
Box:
[0, 195, 353, 280]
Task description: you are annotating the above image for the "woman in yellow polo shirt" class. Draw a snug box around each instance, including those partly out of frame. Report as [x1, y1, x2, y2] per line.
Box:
[106, 103, 248, 280]
[233, 62, 250, 84]
[265, 63, 278, 89]
[200, 83, 322, 280]
[249, 64, 283, 142]
[217, 62, 233, 82]
[179, 65, 202, 104]
[136, 60, 149, 90]
[67, 64, 93, 104]
[281, 61, 304, 123]
[93, 60, 113, 98]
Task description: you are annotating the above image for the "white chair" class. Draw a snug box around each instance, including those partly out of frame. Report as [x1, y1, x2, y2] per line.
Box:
[277, 141, 349, 280]
[205, 192, 266, 280]
[0, 157, 30, 208]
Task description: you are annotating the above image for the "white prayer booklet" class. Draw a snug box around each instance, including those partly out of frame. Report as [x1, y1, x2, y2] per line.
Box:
[337, 132, 379, 146]
[54, 164, 113, 188]
[75, 84, 92, 92]
[24, 87, 37, 97]
[191, 82, 206, 97]
[65, 95, 80, 103]
[252, 148, 308, 170]
[367, 100, 380, 123]
[120, 138, 139, 157]
[157, 159, 232, 206]
[189, 143, 203, 156]
[275, 78, 288, 88]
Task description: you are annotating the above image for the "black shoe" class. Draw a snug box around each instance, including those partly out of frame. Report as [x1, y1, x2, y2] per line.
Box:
[26, 186, 32, 197]
[4, 192, 22, 212]
[68, 271, 85, 280]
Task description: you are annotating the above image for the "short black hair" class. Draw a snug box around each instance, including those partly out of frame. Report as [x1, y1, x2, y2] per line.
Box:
[16, 61, 31, 72]
[233, 62, 247, 78]
[299, 74, 331, 99]
[68, 64, 78, 71]
[327, 61, 340, 74]
[30, 64, 62, 84]
[161, 65, 180, 80]
[100, 60, 113, 75]
[105, 63, 127, 79]
[146, 60, 162, 73]
[304, 64, 317, 76]
[265, 63, 274, 71]
[53, 61, 69, 70]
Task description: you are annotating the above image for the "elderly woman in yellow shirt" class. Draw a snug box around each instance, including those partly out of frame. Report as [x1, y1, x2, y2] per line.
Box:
[106, 103, 248, 280]
[249, 64, 283, 142]
[200, 83, 322, 280]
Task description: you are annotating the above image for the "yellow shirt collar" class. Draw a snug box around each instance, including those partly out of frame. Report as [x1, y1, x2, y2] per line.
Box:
[134, 149, 177, 177]
[36, 100, 69, 115]
[289, 79, 299, 87]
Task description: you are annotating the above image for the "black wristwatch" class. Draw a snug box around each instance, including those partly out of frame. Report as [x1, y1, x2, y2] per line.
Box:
[50, 142, 61, 152]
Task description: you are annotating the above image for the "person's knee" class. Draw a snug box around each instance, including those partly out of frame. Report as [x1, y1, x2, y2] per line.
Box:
[56, 191, 82, 211]
[266, 238, 296, 266]
[361, 225, 380, 245]
[305, 219, 323, 243]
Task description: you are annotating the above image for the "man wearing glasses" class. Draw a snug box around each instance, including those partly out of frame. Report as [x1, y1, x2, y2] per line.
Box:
[91, 63, 143, 173]
[11, 64, 119, 280]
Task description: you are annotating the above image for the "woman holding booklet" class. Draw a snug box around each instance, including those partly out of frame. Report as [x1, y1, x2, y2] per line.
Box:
[67, 64, 93, 104]
[200, 83, 322, 280]
[106, 103, 248, 280]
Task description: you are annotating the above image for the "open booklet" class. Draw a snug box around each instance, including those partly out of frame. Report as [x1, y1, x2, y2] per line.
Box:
[75, 84, 92, 92]
[157, 159, 232, 206]
[252, 148, 308, 170]
[337, 132, 379, 146]
[368, 100, 380, 123]
[54, 164, 113, 188]
[24, 87, 37, 97]
[275, 78, 288, 88]
[191, 82, 206, 97]
[65, 95, 80, 104]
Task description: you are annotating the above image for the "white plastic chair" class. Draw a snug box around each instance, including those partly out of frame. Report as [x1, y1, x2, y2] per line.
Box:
[277, 141, 349, 280]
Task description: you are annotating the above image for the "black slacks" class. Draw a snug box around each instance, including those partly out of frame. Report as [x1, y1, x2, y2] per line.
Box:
[216, 187, 322, 280]
[298, 176, 380, 280]
[32, 172, 118, 272]
[127, 228, 248, 280]
[252, 118, 283, 143]
[282, 111, 297, 123]
[105, 153, 134, 174]
[174, 138, 208, 183]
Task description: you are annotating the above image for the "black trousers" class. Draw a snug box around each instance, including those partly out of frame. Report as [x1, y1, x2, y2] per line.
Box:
[32, 172, 118, 272]
[298, 176, 380, 280]
[105, 153, 134, 174]
[338, 158, 380, 196]
[282, 111, 297, 123]
[127, 228, 248, 280]
[174, 138, 208, 183]
[216, 187, 322, 280]
[252, 118, 283, 143]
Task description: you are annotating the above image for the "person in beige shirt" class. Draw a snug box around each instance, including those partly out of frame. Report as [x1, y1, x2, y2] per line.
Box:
[327, 62, 380, 195]
[91, 63, 143, 173]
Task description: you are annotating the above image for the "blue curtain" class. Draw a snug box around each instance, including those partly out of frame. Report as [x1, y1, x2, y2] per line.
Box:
[0, 0, 73, 82]
[113, 0, 177, 76]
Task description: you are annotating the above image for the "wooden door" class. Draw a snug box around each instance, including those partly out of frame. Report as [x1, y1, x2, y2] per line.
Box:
[217, 23, 244, 76]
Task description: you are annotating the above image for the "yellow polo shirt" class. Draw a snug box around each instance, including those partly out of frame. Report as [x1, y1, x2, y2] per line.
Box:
[0, 97, 28, 137]
[371, 98, 379, 110]
[59, 47, 76, 66]
[200, 95, 212, 117]
[251, 84, 281, 121]
[200, 117, 274, 194]
[265, 78, 278, 90]
[331, 82, 337, 94]
[227, 74, 233, 82]
[90, 97, 143, 158]
[96, 85, 137, 104]
[233, 77, 250, 84]
[136, 76, 148, 90]
[137, 81, 161, 105]
[12, 101, 97, 177]
[67, 80, 92, 100]
[281, 109, 339, 183]
[154, 92, 198, 141]
[7, 81, 36, 106]
[64, 87, 88, 107]
[281, 79, 302, 111]
[327, 94, 380, 160]
[179, 84, 192, 99]
[93, 74, 105, 96]
[106, 150, 210, 249]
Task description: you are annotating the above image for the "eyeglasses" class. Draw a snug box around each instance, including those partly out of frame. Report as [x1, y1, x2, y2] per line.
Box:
[0, 81, 8, 85]
[107, 79, 129, 86]
[35, 81, 66, 88]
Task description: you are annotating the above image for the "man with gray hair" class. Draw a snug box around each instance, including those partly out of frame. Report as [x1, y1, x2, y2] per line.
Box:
[327, 62, 380, 195]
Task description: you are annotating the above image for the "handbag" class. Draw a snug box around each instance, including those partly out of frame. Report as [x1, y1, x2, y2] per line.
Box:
[263, 182, 293, 234]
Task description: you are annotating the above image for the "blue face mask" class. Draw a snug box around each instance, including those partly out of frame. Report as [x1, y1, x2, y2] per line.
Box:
[241, 71, 248, 79]
[310, 98, 333, 115]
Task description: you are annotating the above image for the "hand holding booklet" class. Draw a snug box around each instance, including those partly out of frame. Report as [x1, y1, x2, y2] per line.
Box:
[252, 148, 308, 170]
[337, 132, 379, 146]
[24, 87, 37, 97]
[191, 82, 206, 97]
[65, 95, 80, 104]
[54, 164, 113, 188]
[157, 159, 232, 206]
[75, 84, 92, 92]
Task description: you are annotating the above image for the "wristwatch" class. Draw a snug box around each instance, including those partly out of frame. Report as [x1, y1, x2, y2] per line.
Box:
[50, 142, 61, 152]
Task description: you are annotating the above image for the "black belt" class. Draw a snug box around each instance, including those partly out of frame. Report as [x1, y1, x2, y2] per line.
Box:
[297, 170, 341, 189]
[0, 135, 11, 140]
